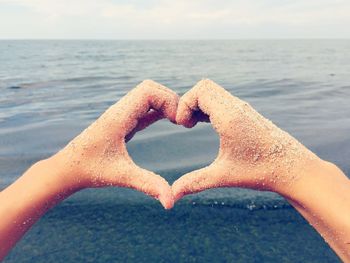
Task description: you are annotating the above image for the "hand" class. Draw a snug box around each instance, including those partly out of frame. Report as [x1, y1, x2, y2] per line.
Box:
[53, 80, 179, 209]
[172, 79, 320, 201]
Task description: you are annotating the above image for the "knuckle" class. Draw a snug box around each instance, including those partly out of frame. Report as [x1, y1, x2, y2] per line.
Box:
[136, 80, 156, 94]
[180, 95, 197, 110]
[140, 79, 156, 87]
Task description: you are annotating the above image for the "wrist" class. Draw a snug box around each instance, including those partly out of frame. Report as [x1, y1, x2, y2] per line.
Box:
[1, 156, 84, 224]
[278, 158, 347, 205]
[271, 157, 324, 199]
[37, 154, 85, 195]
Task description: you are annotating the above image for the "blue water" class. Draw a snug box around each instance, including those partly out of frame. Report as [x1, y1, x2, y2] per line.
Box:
[1, 40, 349, 262]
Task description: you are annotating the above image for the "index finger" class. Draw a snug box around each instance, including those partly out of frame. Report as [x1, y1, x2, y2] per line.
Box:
[99, 80, 179, 138]
[176, 79, 236, 128]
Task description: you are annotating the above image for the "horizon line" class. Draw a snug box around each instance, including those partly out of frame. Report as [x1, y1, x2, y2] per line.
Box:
[0, 37, 350, 41]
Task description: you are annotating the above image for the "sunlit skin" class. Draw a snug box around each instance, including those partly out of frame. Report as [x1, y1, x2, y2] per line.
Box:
[0, 79, 349, 262]
[173, 79, 350, 262]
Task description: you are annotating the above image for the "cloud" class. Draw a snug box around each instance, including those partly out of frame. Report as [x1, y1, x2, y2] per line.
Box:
[0, 0, 349, 38]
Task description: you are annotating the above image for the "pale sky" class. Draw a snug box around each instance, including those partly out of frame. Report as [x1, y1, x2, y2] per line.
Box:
[0, 0, 349, 39]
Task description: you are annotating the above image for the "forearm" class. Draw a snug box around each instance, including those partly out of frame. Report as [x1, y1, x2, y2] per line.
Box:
[282, 160, 350, 262]
[0, 156, 80, 260]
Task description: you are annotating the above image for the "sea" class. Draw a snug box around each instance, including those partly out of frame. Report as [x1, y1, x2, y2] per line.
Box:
[1, 40, 349, 262]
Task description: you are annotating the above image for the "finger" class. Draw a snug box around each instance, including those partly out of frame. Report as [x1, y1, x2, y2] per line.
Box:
[108, 158, 174, 209]
[102, 80, 179, 138]
[134, 79, 178, 122]
[176, 79, 234, 127]
[127, 79, 178, 122]
[172, 163, 227, 203]
[176, 90, 199, 128]
[127, 166, 174, 209]
[125, 109, 163, 142]
[175, 110, 210, 128]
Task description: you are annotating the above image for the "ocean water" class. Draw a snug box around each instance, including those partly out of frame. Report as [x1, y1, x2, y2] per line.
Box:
[1, 40, 349, 262]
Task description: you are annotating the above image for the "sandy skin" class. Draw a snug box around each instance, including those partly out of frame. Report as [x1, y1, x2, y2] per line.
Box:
[55, 79, 179, 209]
[173, 79, 318, 196]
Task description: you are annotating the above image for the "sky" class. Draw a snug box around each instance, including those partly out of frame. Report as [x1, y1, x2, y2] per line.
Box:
[0, 0, 349, 39]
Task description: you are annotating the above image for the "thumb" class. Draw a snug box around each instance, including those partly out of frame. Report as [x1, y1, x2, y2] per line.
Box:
[172, 163, 226, 203]
[125, 109, 164, 142]
[127, 166, 174, 209]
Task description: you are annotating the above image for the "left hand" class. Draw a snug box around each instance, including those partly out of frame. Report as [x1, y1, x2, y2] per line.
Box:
[52, 80, 179, 209]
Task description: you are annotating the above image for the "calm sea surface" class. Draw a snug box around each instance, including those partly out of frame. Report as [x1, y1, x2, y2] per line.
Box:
[1, 40, 349, 262]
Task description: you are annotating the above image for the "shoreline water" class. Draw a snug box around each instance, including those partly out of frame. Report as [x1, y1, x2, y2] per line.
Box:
[5, 198, 338, 262]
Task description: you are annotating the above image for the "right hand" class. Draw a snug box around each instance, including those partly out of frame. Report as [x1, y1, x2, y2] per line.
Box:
[172, 79, 320, 202]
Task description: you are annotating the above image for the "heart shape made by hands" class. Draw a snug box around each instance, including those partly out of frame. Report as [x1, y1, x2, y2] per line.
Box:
[126, 79, 314, 209]
[61, 79, 314, 210]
